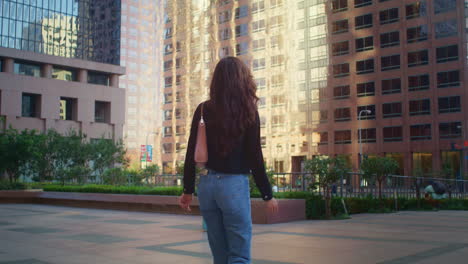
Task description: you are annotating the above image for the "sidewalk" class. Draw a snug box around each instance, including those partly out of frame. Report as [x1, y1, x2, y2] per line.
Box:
[0, 204, 467, 263]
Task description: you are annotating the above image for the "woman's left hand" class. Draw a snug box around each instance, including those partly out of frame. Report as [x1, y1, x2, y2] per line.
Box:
[179, 193, 193, 212]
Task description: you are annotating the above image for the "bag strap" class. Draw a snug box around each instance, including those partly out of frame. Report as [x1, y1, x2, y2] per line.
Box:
[200, 102, 205, 124]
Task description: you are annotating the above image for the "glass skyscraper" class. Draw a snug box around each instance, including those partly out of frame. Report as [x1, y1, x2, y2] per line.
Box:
[0, 0, 121, 65]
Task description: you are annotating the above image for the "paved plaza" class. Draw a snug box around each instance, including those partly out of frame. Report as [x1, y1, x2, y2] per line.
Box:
[0, 204, 467, 263]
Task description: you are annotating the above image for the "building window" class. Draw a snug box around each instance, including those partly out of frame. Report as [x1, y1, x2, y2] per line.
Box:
[381, 55, 400, 71]
[355, 14, 373, 30]
[408, 50, 428, 67]
[164, 28, 172, 39]
[271, 35, 282, 48]
[355, 0, 372, 8]
[357, 82, 375, 97]
[356, 59, 374, 75]
[272, 115, 285, 126]
[335, 130, 351, 144]
[52, 67, 77, 81]
[408, 74, 430, 91]
[176, 42, 182, 52]
[383, 126, 403, 142]
[220, 47, 230, 57]
[332, 19, 348, 34]
[435, 20, 457, 39]
[320, 110, 328, 123]
[358, 128, 376, 143]
[176, 75, 182, 86]
[22, 93, 41, 118]
[164, 44, 173, 55]
[270, 15, 284, 27]
[382, 102, 402, 118]
[439, 122, 462, 139]
[252, 1, 265, 13]
[235, 6, 248, 19]
[380, 31, 399, 48]
[252, 19, 266, 32]
[318, 132, 328, 145]
[258, 97, 266, 108]
[333, 85, 350, 99]
[176, 92, 182, 102]
[164, 110, 172, 121]
[355, 36, 373, 52]
[164, 93, 173, 104]
[95, 101, 111, 123]
[163, 127, 173, 137]
[407, 25, 428, 43]
[253, 39, 266, 51]
[235, 24, 248, 37]
[176, 58, 182, 68]
[164, 60, 173, 72]
[410, 124, 431, 141]
[253, 58, 266, 71]
[437, 70, 460, 88]
[332, 0, 348, 12]
[176, 125, 186, 136]
[219, 28, 232, 40]
[219, 10, 231, 23]
[59, 97, 77, 121]
[406, 1, 426, 19]
[271, 0, 283, 8]
[271, 74, 284, 87]
[334, 107, 351, 122]
[88, 71, 110, 86]
[260, 116, 267, 127]
[261, 136, 266, 147]
[409, 99, 431, 116]
[438, 96, 461, 113]
[14, 61, 41, 77]
[332, 41, 349, 56]
[434, 0, 456, 14]
[164, 76, 173, 87]
[271, 55, 284, 67]
[357, 105, 376, 120]
[436, 45, 458, 63]
[256, 78, 266, 89]
[380, 8, 399, 25]
[333, 63, 350, 78]
[236, 42, 249, 56]
[382, 78, 401, 94]
[163, 143, 173, 154]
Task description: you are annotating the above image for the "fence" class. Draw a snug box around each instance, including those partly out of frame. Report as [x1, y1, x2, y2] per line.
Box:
[270, 172, 468, 199]
[44, 172, 468, 199]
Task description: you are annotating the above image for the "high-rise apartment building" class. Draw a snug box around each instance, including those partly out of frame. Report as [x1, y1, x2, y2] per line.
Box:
[120, 0, 164, 168]
[321, 0, 467, 179]
[0, 0, 125, 142]
[162, 0, 468, 179]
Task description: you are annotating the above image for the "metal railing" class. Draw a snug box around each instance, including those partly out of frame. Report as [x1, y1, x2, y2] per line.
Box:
[270, 172, 468, 199]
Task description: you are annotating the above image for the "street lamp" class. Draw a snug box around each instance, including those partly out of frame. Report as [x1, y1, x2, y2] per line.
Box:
[358, 109, 372, 170]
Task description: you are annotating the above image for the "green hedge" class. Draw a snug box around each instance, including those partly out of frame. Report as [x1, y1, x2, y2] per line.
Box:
[42, 184, 183, 196]
[8, 183, 468, 219]
[0, 181, 27, 190]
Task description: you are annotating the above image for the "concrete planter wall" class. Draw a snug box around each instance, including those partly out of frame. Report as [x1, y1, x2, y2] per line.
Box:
[0, 190, 305, 224]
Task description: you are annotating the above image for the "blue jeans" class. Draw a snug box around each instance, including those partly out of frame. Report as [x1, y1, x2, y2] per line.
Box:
[197, 170, 252, 264]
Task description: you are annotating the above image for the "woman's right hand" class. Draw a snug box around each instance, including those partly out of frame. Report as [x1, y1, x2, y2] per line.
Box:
[266, 198, 279, 214]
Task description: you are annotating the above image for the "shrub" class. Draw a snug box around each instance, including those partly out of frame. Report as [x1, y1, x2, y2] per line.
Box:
[0, 181, 27, 190]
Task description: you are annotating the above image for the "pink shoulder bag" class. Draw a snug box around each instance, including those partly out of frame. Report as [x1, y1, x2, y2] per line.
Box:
[194, 103, 208, 168]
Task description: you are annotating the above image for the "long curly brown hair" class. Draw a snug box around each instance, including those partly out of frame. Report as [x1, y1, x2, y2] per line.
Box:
[208, 56, 258, 156]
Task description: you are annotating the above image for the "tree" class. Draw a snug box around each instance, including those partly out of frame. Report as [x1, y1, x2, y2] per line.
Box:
[361, 157, 398, 200]
[90, 138, 128, 183]
[303, 156, 348, 219]
[0, 128, 37, 183]
[142, 164, 160, 184]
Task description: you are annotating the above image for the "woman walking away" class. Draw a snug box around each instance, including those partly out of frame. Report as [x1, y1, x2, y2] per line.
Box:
[179, 56, 279, 264]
